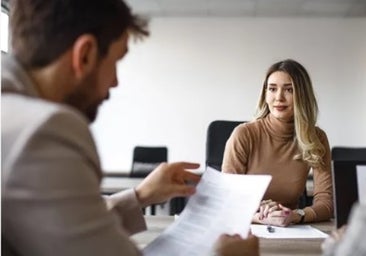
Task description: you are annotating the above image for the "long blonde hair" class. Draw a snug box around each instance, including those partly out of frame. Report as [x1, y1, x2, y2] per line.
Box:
[254, 59, 325, 167]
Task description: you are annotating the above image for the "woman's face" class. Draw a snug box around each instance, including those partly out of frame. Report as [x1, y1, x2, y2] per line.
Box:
[265, 71, 294, 121]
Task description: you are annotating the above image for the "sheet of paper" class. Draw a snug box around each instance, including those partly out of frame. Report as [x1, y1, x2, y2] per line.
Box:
[357, 165, 366, 205]
[143, 167, 271, 256]
[251, 224, 328, 239]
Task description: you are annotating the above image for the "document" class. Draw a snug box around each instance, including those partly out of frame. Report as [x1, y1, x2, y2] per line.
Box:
[251, 224, 328, 239]
[357, 165, 366, 205]
[143, 167, 271, 256]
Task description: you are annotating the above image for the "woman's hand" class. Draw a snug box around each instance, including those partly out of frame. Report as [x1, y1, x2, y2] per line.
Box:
[257, 199, 279, 220]
[253, 200, 293, 227]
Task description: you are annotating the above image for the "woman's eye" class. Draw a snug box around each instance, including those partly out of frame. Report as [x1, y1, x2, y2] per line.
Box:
[286, 88, 293, 93]
[268, 87, 276, 92]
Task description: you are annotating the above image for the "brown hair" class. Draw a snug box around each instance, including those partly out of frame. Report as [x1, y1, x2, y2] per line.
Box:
[10, 0, 149, 68]
[255, 59, 325, 167]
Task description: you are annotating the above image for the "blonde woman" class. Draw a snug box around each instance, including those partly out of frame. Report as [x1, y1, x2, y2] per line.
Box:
[222, 59, 333, 227]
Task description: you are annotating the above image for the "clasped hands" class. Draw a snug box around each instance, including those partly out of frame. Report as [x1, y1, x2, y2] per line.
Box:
[253, 199, 294, 227]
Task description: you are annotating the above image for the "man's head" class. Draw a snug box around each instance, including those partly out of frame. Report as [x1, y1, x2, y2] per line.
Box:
[10, 0, 148, 68]
[10, 0, 149, 122]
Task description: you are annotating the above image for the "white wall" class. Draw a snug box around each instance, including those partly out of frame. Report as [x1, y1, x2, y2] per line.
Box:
[91, 17, 366, 173]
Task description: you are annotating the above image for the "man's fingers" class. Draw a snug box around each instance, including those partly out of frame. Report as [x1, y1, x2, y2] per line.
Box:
[175, 162, 200, 169]
[173, 184, 197, 197]
[182, 170, 201, 183]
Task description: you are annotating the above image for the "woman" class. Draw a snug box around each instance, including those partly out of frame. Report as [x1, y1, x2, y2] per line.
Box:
[222, 59, 333, 226]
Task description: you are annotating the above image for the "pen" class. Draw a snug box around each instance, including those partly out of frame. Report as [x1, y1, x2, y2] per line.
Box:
[266, 225, 275, 233]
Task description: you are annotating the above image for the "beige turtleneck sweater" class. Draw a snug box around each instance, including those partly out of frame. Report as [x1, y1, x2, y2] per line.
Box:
[222, 114, 333, 223]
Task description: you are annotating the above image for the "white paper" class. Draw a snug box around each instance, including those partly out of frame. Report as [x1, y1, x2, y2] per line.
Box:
[357, 165, 366, 205]
[250, 224, 328, 239]
[143, 167, 271, 256]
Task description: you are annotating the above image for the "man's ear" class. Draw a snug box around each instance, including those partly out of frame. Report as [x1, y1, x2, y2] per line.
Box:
[71, 34, 98, 79]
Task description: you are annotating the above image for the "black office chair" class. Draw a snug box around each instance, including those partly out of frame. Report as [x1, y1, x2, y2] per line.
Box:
[332, 147, 366, 161]
[130, 146, 168, 178]
[205, 120, 245, 171]
[130, 146, 168, 215]
[331, 147, 366, 228]
[170, 120, 245, 215]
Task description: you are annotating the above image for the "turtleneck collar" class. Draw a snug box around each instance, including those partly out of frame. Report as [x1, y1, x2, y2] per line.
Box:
[263, 114, 295, 140]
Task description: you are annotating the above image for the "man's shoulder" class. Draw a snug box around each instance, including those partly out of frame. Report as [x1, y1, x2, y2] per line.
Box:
[2, 93, 100, 181]
[2, 93, 88, 130]
[1, 93, 93, 160]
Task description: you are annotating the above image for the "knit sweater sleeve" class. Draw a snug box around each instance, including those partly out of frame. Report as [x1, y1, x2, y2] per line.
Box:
[304, 128, 334, 222]
[222, 124, 250, 174]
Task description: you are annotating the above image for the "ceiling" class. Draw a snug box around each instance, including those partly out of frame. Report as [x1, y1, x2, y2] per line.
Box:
[2, 0, 365, 18]
[124, 0, 366, 18]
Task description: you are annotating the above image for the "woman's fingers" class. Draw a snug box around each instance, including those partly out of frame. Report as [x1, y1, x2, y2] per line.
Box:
[259, 201, 279, 220]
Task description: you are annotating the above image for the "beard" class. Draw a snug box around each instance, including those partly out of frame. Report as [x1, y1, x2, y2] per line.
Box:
[64, 72, 107, 123]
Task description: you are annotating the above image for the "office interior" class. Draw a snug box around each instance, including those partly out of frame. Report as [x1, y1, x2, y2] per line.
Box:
[88, 2, 366, 173]
[1, 1, 365, 174]
[1, 2, 366, 254]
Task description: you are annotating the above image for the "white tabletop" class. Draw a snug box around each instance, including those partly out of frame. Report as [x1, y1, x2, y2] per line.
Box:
[132, 216, 334, 255]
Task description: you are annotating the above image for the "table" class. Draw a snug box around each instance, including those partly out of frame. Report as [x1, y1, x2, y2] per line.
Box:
[259, 221, 333, 256]
[101, 176, 186, 215]
[101, 176, 161, 214]
[101, 176, 144, 195]
[132, 216, 334, 255]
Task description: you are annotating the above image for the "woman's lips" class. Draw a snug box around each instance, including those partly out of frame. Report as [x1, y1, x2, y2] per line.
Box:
[274, 106, 287, 111]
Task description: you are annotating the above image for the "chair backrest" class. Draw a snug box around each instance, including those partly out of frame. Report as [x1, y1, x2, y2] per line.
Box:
[331, 147, 366, 228]
[205, 120, 245, 171]
[130, 146, 168, 178]
[332, 147, 366, 161]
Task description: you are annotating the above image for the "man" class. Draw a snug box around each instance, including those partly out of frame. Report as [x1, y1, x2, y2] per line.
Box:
[322, 203, 366, 256]
[1, 1, 259, 255]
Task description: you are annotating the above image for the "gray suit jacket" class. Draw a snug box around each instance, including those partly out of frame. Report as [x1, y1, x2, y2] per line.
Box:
[1, 55, 146, 256]
[323, 203, 366, 256]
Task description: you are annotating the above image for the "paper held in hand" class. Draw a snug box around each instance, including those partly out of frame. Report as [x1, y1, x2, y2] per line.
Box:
[143, 167, 272, 256]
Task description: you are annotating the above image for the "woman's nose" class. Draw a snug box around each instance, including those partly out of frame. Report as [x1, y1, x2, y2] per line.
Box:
[275, 89, 285, 100]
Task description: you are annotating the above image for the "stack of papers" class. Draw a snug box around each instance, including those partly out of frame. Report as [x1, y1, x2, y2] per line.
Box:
[251, 224, 328, 239]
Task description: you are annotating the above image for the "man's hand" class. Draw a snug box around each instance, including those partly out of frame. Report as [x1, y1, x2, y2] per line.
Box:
[135, 162, 200, 208]
[321, 225, 347, 252]
[214, 234, 259, 256]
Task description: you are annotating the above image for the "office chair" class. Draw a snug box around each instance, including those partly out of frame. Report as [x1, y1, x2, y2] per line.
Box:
[332, 147, 366, 161]
[130, 146, 168, 178]
[130, 146, 168, 215]
[331, 147, 366, 228]
[205, 120, 312, 210]
[171, 120, 245, 215]
[205, 120, 245, 171]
